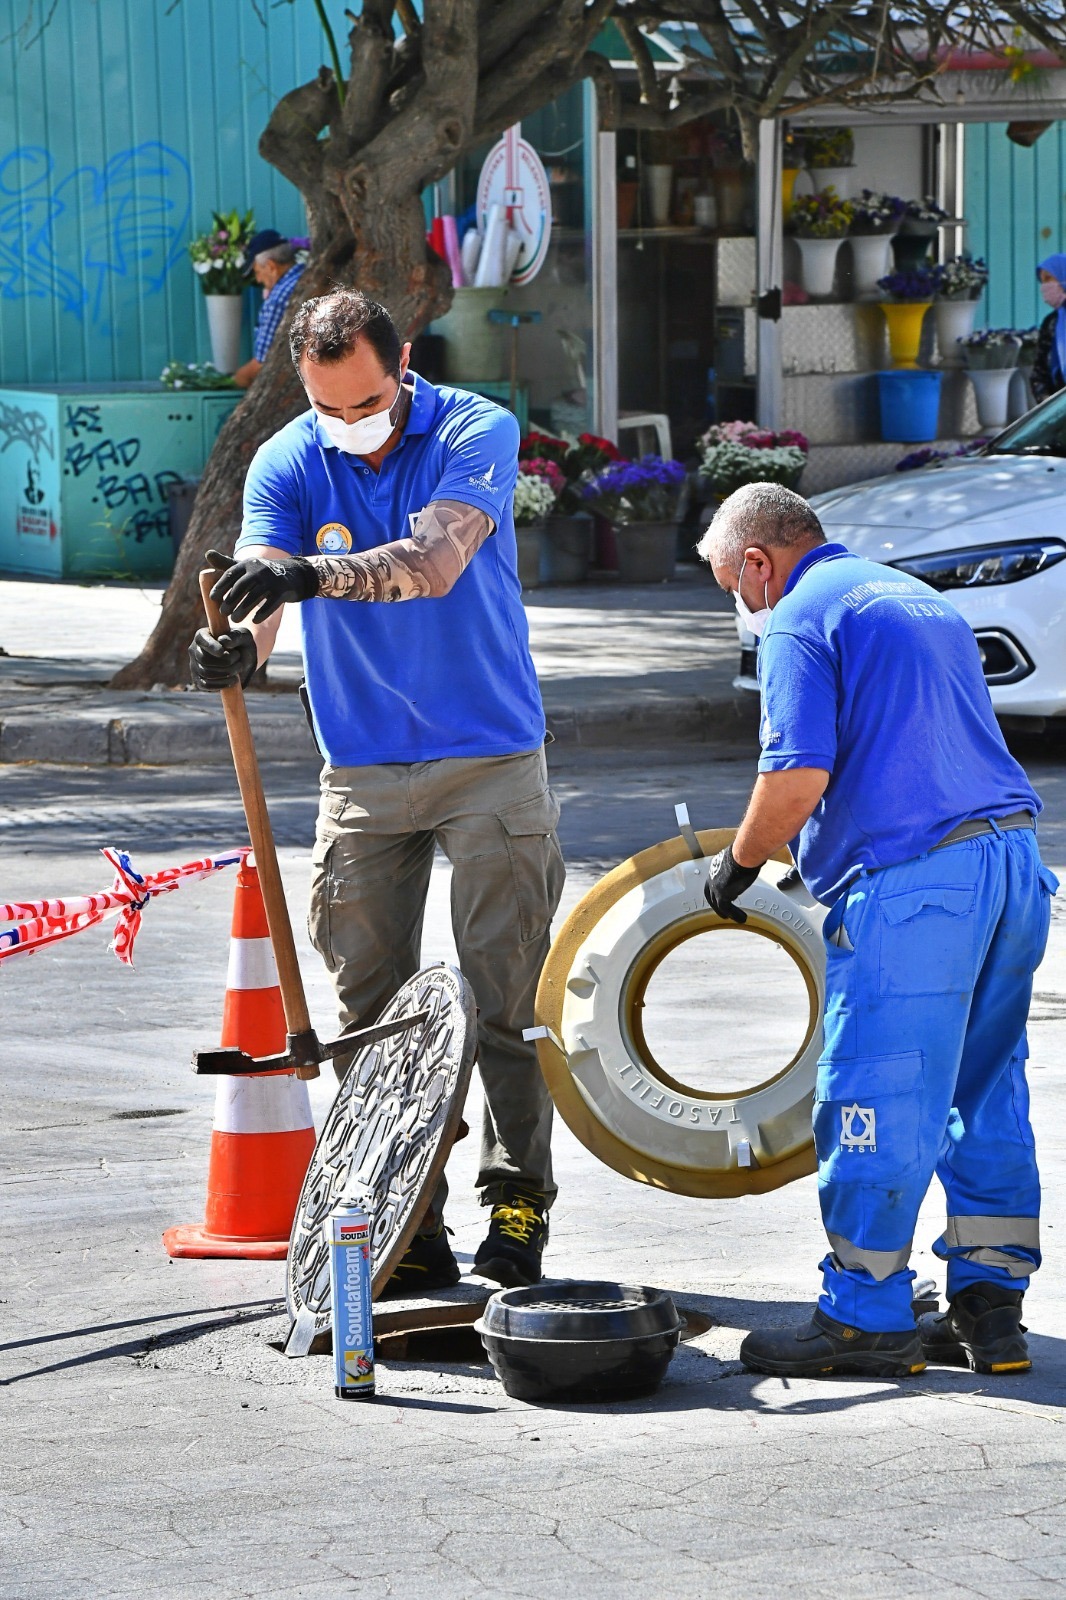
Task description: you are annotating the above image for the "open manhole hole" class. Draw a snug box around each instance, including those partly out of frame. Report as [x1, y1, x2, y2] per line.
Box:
[269, 1301, 714, 1365]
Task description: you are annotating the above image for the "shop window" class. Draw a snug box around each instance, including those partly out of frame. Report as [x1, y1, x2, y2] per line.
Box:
[424, 85, 595, 441]
[616, 115, 756, 461]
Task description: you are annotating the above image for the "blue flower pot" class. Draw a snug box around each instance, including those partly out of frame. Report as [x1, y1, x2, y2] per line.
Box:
[877, 369, 942, 443]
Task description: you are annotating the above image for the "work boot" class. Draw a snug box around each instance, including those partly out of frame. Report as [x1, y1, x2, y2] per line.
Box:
[378, 1221, 461, 1300]
[919, 1282, 1029, 1375]
[473, 1184, 549, 1288]
[740, 1308, 926, 1379]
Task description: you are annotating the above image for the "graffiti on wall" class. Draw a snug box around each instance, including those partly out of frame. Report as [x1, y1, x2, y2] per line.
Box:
[0, 142, 191, 331]
[0, 401, 54, 461]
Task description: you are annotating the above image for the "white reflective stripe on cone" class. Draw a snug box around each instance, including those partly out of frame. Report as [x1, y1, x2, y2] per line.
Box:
[213, 1073, 313, 1135]
[225, 936, 278, 992]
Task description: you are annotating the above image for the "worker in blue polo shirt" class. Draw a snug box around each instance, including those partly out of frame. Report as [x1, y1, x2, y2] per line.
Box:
[697, 482, 1056, 1379]
[232, 229, 306, 390]
[189, 287, 564, 1292]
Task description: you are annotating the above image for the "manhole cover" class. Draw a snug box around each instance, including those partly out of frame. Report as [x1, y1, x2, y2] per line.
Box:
[284, 964, 476, 1356]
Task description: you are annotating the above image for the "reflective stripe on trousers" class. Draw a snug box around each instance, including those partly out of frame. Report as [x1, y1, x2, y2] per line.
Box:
[815, 829, 1054, 1332]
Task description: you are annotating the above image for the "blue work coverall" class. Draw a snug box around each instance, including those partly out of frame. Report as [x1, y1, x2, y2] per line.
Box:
[757, 544, 1056, 1331]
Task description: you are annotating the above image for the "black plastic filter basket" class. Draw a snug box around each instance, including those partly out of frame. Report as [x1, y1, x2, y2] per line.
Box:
[475, 1280, 682, 1403]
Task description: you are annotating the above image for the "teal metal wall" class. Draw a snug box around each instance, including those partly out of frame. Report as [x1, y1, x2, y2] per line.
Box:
[965, 121, 1066, 331]
[0, 0, 339, 384]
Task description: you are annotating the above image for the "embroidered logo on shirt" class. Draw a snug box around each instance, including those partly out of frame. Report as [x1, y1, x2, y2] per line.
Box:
[760, 715, 782, 748]
[316, 522, 352, 553]
[840, 1103, 877, 1152]
[466, 462, 499, 494]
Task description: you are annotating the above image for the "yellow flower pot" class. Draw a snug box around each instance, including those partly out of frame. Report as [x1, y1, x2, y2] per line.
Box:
[880, 300, 932, 369]
[781, 165, 801, 223]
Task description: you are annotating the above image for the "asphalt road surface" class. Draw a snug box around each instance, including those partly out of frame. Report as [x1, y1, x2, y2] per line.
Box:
[3, 739, 1065, 1599]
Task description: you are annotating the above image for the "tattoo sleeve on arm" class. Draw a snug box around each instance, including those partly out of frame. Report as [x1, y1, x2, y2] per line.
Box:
[310, 500, 494, 602]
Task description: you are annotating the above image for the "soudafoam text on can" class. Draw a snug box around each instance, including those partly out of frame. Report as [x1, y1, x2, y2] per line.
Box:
[327, 1202, 375, 1399]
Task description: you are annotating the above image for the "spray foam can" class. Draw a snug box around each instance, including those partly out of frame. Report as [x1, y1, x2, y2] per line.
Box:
[326, 1200, 375, 1400]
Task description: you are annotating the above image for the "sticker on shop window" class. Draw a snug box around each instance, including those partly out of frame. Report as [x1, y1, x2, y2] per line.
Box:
[316, 522, 352, 553]
[840, 1103, 877, 1153]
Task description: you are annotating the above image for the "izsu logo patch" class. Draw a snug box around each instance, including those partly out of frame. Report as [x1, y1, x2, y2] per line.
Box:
[840, 1103, 877, 1152]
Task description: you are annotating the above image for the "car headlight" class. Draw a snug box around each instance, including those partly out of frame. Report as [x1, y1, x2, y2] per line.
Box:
[890, 539, 1066, 590]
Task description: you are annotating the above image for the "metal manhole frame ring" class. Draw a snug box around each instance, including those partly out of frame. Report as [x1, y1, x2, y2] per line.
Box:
[533, 827, 824, 1199]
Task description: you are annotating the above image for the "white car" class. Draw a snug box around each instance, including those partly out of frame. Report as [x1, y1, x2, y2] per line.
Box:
[733, 393, 1066, 721]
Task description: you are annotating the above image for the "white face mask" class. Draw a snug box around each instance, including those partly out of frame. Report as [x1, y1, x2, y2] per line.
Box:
[1040, 278, 1066, 309]
[734, 558, 772, 638]
[315, 380, 405, 455]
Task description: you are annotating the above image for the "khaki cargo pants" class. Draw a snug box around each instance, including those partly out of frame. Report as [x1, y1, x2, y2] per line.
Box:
[308, 746, 565, 1209]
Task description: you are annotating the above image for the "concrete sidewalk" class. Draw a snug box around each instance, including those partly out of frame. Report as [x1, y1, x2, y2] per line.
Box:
[0, 567, 757, 764]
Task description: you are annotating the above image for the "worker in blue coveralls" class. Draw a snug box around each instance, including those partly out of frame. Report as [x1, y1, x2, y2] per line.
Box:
[188, 288, 565, 1294]
[697, 481, 1056, 1380]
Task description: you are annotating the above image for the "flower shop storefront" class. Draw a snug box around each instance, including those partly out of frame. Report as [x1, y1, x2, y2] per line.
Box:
[751, 66, 1066, 497]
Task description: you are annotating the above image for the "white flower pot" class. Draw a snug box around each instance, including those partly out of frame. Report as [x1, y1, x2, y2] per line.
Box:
[934, 299, 979, 367]
[809, 165, 853, 198]
[1009, 366, 1035, 421]
[645, 164, 673, 228]
[967, 367, 1015, 430]
[205, 294, 244, 374]
[796, 236, 843, 299]
[849, 234, 893, 297]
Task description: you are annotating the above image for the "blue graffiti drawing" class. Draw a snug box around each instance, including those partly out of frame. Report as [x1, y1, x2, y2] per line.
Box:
[0, 142, 192, 330]
[0, 402, 54, 460]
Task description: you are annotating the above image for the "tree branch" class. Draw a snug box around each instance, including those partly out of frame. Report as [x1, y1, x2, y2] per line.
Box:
[258, 67, 337, 201]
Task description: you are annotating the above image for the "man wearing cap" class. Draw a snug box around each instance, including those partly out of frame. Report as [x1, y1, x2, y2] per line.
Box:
[232, 230, 306, 389]
[698, 481, 1055, 1381]
[188, 287, 564, 1295]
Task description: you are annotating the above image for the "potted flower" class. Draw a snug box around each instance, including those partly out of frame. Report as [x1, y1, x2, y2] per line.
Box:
[958, 329, 1023, 429]
[519, 430, 622, 581]
[189, 209, 256, 374]
[582, 456, 686, 584]
[932, 255, 989, 364]
[848, 191, 906, 296]
[697, 422, 808, 504]
[160, 360, 238, 391]
[892, 197, 948, 271]
[512, 468, 558, 589]
[789, 188, 853, 299]
[877, 267, 938, 367]
[805, 126, 855, 197]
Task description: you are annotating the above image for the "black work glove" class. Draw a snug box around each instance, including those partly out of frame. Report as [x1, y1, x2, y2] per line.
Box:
[206, 546, 319, 624]
[188, 626, 258, 691]
[704, 844, 762, 925]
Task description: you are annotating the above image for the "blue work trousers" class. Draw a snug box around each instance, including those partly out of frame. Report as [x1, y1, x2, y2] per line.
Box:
[816, 826, 1056, 1332]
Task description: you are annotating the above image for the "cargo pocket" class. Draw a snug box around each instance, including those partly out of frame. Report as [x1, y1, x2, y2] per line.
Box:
[814, 1049, 924, 1183]
[497, 789, 565, 944]
[877, 885, 975, 997]
[307, 792, 349, 971]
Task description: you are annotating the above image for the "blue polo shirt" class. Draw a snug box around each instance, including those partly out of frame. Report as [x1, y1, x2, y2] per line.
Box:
[236, 374, 545, 767]
[756, 543, 1040, 904]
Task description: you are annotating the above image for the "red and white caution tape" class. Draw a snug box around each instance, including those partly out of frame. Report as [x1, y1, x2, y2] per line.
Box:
[0, 847, 247, 967]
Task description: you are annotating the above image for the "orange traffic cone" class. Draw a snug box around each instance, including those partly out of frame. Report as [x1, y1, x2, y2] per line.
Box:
[163, 856, 315, 1260]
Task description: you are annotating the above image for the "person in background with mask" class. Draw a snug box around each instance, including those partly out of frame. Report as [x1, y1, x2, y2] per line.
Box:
[1029, 254, 1066, 402]
[697, 482, 1055, 1381]
[188, 288, 565, 1294]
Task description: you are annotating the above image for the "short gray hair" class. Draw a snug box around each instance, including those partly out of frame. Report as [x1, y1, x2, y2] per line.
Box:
[697, 481, 825, 576]
[256, 240, 296, 269]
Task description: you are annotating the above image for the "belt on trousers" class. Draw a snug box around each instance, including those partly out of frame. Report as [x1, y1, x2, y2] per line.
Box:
[931, 809, 1035, 852]
[857, 810, 1035, 883]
